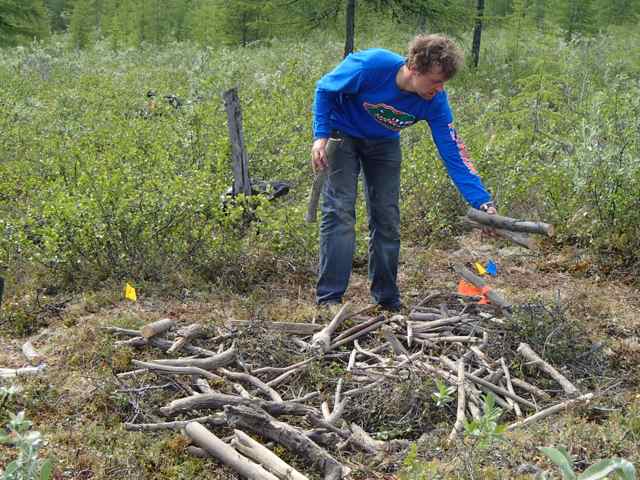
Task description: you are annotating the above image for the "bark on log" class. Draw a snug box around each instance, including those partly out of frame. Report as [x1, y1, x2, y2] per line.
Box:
[160, 392, 315, 418]
[115, 336, 218, 356]
[500, 358, 522, 417]
[131, 360, 221, 381]
[517, 343, 579, 396]
[218, 368, 283, 402]
[511, 378, 551, 400]
[141, 318, 175, 339]
[462, 217, 538, 250]
[454, 264, 511, 310]
[185, 422, 279, 480]
[506, 393, 594, 430]
[225, 405, 345, 480]
[466, 208, 555, 237]
[408, 314, 471, 331]
[333, 314, 386, 342]
[232, 430, 310, 480]
[381, 326, 409, 357]
[124, 414, 225, 431]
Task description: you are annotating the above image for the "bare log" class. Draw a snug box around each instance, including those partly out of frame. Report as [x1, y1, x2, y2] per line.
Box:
[141, 318, 175, 339]
[500, 358, 522, 417]
[517, 343, 579, 396]
[454, 264, 511, 310]
[232, 430, 310, 480]
[447, 360, 466, 443]
[124, 414, 225, 431]
[466, 208, 554, 237]
[21, 341, 43, 365]
[328, 318, 387, 351]
[150, 344, 237, 371]
[409, 314, 471, 332]
[131, 360, 221, 381]
[461, 217, 538, 250]
[219, 368, 283, 402]
[507, 393, 594, 431]
[511, 378, 551, 400]
[115, 336, 218, 356]
[159, 392, 315, 418]
[253, 358, 315, 376]
[185, 422, 279, 480]
[167, 323, 204, 353]
[333, 314, 386, 342]
[312, 302, 352, 352]
[381, 326, 409, 357]
[225, 405, 345, 480]
[0, 365, 46, 379]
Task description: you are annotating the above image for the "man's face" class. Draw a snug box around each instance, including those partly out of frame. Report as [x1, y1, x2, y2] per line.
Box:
[409, 65, 448, 100]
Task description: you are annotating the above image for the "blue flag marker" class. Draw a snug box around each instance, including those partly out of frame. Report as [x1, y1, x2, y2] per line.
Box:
[485, 260, 498, 276]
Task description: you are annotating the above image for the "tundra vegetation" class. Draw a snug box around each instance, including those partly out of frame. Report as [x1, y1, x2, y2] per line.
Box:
[1, 0, 640, 478]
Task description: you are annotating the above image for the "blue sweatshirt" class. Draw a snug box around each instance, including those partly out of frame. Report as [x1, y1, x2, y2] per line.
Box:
[312, 48, 491, 209]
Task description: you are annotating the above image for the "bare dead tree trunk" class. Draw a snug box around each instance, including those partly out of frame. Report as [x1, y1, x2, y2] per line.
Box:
[344, 0, 356, 58]
[223, 88, 252, 196]
[471, 0, 485, 68]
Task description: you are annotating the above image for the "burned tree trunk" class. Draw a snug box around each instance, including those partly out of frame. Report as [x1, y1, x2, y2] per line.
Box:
[223, 88, 252, 196]
[344, 0, 356, 58]
[471, 0, 485, 68]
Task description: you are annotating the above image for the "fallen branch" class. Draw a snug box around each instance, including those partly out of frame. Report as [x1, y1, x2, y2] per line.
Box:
[124, 414, 225, 431]
[507, 393, 594, 430]
[141, 318, 175, 339]
[447, 359, 466, 443]
[167, 323, 204, 354]
[184, 422, 279, 480]
[131, 360, 221, 381]
[312, 302, 352, 352]
[232, 429, 310, 480]
[454, 265, 511, 310]
[150, 344, 237, 371]
[517, 343, 579, 396]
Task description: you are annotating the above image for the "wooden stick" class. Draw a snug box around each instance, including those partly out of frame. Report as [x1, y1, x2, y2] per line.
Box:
[131, 360, 222, 381]
[226, 320, 322, 336]
[116, 336, 218, 356]
[167, 323, 204, 353]
[507, 393, 594, 430]
[448, 359, 466, 443]
[159, 392, 315, 418]
[517, 343, 579, 396]
[466, 207, 554, 237]
[312, 302, 352, 352]
[124, 414, 225, 431]
[253, 358, 315, 376]
[333, 314, 386, 342]
[141, 318, 175, 339]
[381, 326, 409, 357]
[218, 368, 283, 402]
[185, 422, 279, 480]
[328, 318, 386, 350]
[232, 430, 310, 480]
[511, 377, 551, 400]
[151, 344, 237, 371]
[0, 365, 46, 378]
[500, 358, 522, 417]
[225, 405, 345, 480]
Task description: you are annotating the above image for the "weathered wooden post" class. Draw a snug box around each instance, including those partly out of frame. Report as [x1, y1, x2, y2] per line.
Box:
[344, 0, 356, 58]
[223, 88, 252, 196]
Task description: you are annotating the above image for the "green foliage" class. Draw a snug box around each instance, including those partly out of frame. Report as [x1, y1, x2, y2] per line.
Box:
[0, 0, 49, 46]
[463, 393, 506, 449]
[538, 446, 637, 480]
[0, 410, 53, 480]
[431, 378, 455, 407]
[398, 443, 441, 480]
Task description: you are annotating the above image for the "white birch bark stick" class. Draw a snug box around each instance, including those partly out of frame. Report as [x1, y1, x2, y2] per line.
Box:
[517, 343, 579, 396]
[507, 393, 594, 431]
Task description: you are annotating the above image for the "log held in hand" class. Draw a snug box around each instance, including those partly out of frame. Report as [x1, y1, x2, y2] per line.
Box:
[305, 138, 340, 223]
[466, 208, 554, 237]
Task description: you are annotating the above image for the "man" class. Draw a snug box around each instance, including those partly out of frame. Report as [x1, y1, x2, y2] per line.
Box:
[311, 34, 496, 311]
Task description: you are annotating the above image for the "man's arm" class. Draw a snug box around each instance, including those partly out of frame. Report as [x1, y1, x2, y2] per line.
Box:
[426, 93, 494, 211]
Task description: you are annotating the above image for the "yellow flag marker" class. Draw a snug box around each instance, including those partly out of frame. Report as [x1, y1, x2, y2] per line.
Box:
[474, 262, 487, 276]
[124, 282, 137, 302]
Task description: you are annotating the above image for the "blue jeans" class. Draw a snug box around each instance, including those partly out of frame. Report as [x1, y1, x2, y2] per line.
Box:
[317, 131, 402, 308]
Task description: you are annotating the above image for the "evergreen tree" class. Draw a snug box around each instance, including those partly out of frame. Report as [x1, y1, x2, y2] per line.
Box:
[556, 0, 596, 40]
[0, 0, 50, 45]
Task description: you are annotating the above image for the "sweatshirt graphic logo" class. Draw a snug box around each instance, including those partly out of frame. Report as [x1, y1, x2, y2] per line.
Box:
[363, 102, 416, 131]
[448, 123, 478, 175]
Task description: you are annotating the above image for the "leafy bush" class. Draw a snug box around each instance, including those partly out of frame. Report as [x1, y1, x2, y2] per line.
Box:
[539, 446, 637, 480]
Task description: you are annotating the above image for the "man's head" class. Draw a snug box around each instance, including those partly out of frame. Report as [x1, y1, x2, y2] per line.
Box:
[404, 34, 464, 100]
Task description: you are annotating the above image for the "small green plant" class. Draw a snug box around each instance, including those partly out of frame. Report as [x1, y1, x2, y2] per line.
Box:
[398, 443, 440, 480]
[0, 410, 53, 480]
[463, 393, 506, 449]
[538, 446, 637, 480]
[431, 379, 455, 407]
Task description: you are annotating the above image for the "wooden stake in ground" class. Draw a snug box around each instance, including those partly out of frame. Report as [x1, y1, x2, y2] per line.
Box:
[517, 343, 579, 396]
[184, 422, 278, 480]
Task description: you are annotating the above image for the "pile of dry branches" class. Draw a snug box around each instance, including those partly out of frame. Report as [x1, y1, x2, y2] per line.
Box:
[106, 285, 594, 479]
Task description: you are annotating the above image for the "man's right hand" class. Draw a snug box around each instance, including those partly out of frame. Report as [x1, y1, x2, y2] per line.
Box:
[311, 138, 329, 172]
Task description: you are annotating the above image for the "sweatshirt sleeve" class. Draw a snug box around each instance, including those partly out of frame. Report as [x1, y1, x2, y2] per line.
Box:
[426, 92, 492, 208]
[312, 53, 366, 139]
